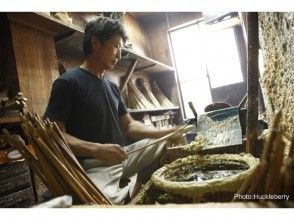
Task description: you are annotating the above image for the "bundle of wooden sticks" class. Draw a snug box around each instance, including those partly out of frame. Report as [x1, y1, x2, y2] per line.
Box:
[3, 113, 112, 205]
[126, 80, 155, 110]
[234, 111, 294, 201]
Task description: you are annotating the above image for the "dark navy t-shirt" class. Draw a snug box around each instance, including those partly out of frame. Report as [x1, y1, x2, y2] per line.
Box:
[44, 67, 128, 146]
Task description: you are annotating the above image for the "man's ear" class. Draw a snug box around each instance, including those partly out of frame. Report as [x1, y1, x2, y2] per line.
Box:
[91, 36, 101, 51]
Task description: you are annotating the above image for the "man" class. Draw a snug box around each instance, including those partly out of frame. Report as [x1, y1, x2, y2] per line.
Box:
[44, 16, 177, 204]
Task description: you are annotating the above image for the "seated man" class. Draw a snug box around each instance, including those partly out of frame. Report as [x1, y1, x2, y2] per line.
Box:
[44, 16, 177, 204]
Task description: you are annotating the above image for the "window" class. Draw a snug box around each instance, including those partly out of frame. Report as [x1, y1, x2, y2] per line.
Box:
[170, 23, 212, 118]
[169, 14, 245, 119]
[201, 26, 244, 88]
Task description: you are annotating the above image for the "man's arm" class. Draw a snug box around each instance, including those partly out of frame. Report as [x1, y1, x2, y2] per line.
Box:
[119, 113, 177, 140]
[55, 121, 127, 165]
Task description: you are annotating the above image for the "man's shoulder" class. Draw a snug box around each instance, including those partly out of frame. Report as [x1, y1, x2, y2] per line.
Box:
[59, 67, 82, 81]
[106, 80, 120, 93]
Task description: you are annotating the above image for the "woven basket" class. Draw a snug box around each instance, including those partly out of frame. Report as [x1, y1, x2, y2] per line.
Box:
[151, 154, 259, 203]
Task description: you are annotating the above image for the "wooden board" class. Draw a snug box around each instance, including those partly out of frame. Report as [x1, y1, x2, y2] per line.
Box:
[9, 21, 59, 115]
[0, 115, 22, 124]
[123, 13, 150, 57]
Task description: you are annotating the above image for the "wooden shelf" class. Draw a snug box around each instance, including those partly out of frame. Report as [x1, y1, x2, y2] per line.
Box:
[128, 106, 179, 113]
[118, 48, 175, 73]
[7, 12, 84, 37]
[19, 11, 174, 74]
[55, 32, 175, 74]
[0, 115, 22, 124]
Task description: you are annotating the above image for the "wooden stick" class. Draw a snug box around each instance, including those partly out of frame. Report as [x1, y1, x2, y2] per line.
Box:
[120, 59, 138, 92]
[47, 126, 112, 204]
[34, 137, 96, 203]
[127, 124, 192, 155]
[23, 130, 64, 195]
[29, 115, 112, 204]
[3, 130, 62, 195]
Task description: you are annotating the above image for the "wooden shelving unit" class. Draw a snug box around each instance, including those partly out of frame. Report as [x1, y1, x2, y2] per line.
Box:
[23, 11, 174, 74]
[5, 12, 182, 126]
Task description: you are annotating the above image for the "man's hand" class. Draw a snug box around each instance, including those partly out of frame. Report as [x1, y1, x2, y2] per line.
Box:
[92, 143, 128, 166]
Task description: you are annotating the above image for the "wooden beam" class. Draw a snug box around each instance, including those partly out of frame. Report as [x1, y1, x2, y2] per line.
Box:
[246, 12, 259, 155]
[119, 59, 138, 92]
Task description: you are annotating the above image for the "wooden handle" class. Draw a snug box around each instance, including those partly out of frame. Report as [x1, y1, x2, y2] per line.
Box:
[188, 101, 197, 119]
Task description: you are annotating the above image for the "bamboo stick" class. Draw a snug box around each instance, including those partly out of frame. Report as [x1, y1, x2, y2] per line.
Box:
[47, 126, 111, 204]
[34, 137, 96, 203]
[24, 127, 65, 195]
[127, 124, 192, 155]
[120, 59, 138, 92]
[24, 114, 112, 204]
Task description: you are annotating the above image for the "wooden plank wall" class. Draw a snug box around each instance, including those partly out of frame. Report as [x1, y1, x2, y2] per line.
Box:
[122, 13, 150, 57]
[9, 21, 59, 116]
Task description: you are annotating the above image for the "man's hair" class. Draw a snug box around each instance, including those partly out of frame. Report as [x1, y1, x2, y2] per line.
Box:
[82, 16, 128, 57]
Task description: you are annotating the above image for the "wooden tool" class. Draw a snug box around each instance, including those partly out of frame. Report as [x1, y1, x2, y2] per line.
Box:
[188, 101, 197, 127]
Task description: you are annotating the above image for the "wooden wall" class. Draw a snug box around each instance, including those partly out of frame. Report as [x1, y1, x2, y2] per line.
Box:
[122, 13, 150, 57]
[8, 21, 59, 115]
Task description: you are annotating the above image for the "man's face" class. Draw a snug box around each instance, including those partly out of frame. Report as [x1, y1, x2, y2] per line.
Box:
[95, 34, 124, 70]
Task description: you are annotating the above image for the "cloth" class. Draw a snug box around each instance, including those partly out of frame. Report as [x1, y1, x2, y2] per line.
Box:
[44, 67, 128, 146]
[82, 138, 166, 205]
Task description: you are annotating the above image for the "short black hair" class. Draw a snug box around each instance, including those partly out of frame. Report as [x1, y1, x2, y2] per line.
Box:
[83, 16, 128, 57]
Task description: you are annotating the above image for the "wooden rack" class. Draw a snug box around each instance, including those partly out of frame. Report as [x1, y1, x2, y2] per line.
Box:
[11, 12, 175, 74]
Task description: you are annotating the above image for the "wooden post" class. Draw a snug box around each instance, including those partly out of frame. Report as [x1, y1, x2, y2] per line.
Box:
[246, 12, 259, 155]
[120, 59, 138, 92]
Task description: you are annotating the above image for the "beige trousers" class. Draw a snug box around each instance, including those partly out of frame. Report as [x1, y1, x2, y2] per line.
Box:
[82, 138, 166, 205]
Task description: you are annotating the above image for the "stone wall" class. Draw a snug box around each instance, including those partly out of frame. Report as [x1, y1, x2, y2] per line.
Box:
[259, 12, 294, 136]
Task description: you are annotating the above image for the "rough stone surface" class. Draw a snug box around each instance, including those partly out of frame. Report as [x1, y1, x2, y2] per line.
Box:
[259, 12, 294, 136]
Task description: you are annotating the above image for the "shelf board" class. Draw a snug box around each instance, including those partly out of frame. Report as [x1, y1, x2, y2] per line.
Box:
[0, 115, 22, 124]
[128, 106, 180, 113]
[7, 12, 84, 37]
[119, 48, 175, 73]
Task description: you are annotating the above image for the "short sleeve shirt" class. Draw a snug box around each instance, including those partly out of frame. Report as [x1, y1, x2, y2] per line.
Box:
[44, 67, 128, 146]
